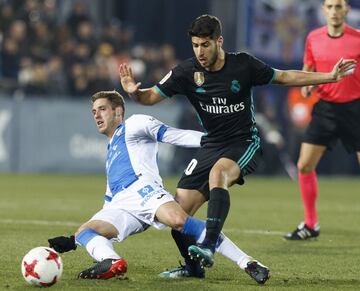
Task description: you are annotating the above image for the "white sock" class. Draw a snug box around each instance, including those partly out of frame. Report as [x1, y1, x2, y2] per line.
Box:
[85, 236, 120, 262]
[216, 234, 252, 269]
[196, 230, 252, 270]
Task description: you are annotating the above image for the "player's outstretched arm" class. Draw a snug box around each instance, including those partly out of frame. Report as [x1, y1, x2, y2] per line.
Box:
[161, 127, 204, 148]
[330, 58, 357, 80]
[272, 58, 357, 87]
[300, 64, 315, 97]
[119, 64, 165, 105]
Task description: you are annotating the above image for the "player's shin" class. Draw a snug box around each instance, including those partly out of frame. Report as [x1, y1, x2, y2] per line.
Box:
[298, 171, 318, 228]
[203, 188, 230, 252]
[171, 229, 197, 264]
[214, 233, 252, 269]
[181, 217, 205, 240]
[182, 216, 252, 268]
[75, 228, 120, 262]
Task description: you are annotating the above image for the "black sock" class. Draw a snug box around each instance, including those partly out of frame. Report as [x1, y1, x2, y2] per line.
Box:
[171, 229, 197, 265]
[203, 187, 230, 251]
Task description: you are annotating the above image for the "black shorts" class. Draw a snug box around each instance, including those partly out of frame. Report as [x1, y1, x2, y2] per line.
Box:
[177, 137, 263, 199]
[304, 98, 360, 153]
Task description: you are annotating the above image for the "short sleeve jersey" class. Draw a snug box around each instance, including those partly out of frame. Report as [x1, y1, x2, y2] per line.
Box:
[155, 52, 275, 144]
[304, 25, 360, 103]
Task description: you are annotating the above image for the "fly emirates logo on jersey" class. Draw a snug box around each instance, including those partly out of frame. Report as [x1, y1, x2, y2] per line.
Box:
[199, 97, 245, 114]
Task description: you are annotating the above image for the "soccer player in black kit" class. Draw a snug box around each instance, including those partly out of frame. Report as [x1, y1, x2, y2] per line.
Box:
[119, 15, 356, 284]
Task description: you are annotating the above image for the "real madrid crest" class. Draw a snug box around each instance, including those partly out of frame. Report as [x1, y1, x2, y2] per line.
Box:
[194, 72, 205, 87]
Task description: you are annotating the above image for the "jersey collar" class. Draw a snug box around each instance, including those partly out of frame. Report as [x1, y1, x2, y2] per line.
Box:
[108, 123, 124, 149]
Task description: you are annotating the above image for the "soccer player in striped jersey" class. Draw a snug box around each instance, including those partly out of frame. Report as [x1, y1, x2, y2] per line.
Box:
[49, 90, 270, 284]
[285, 0, 360, 240]
[119, 14, 356, 274]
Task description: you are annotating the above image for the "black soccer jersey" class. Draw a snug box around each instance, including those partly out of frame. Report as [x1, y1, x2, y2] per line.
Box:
[155, 52, 275, 145]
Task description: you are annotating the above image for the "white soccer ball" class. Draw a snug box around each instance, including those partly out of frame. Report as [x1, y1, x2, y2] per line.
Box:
[21, 246, 63, 287]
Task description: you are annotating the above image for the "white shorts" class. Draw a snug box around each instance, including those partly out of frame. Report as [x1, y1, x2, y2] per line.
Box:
[90, 178, 174, 242]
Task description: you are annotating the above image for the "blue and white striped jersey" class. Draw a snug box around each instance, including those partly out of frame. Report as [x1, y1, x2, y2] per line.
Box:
[104, 114, 203, 200]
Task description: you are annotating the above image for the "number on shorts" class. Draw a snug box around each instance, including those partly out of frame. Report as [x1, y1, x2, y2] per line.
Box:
[184, 159, 198, 175]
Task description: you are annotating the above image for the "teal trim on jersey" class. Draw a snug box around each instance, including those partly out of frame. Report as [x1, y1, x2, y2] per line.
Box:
[154, 85, 171, 98]
[196, 113, 207, 135]
[238, 89, 260, 169]
[196, 87, 206, 93]
[237, 135, 260, 169]
[250, 90, 256, 123]
[268, 68, 276, 84]
[231, 80, 241, 93]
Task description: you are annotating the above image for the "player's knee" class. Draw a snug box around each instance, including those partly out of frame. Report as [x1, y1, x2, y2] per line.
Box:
[297, 160, 314, 174]
[174, 194, 195, 214]
[174, 192, 188, 207]
[169, 213, 187, 231]
[75, 224, 88, 237]
[209, 167, 226, 185]
[75, 221, 117, 239]
[175, 189, 205, 215]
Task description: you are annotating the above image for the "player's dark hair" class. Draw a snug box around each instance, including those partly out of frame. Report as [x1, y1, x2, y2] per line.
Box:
[188, 14, 222, 39]
[91, 90, 125, 117]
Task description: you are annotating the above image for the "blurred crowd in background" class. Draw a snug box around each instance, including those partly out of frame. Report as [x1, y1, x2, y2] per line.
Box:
[0, 0, 178, 96]
[0, 0, 359, 175]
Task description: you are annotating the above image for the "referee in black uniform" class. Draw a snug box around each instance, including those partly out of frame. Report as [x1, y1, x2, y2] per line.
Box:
[119, 14, 356, 282]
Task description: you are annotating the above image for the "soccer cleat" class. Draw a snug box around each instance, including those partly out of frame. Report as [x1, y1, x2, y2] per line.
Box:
[159, 261, 205, 279]
[78, 258, 127, 279]
[188, 245, 214, 268]
[284, 222, 320, 240]
[245, 261, 270, 285]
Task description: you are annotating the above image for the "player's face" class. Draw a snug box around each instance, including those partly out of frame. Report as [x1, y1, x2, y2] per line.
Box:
[92, 98, 122, 138]
[191, 36, 222, 70]
[323, 0, 349, 28]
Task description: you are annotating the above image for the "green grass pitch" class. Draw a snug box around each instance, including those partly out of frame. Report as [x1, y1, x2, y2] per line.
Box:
[0, 174, 359, 290]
